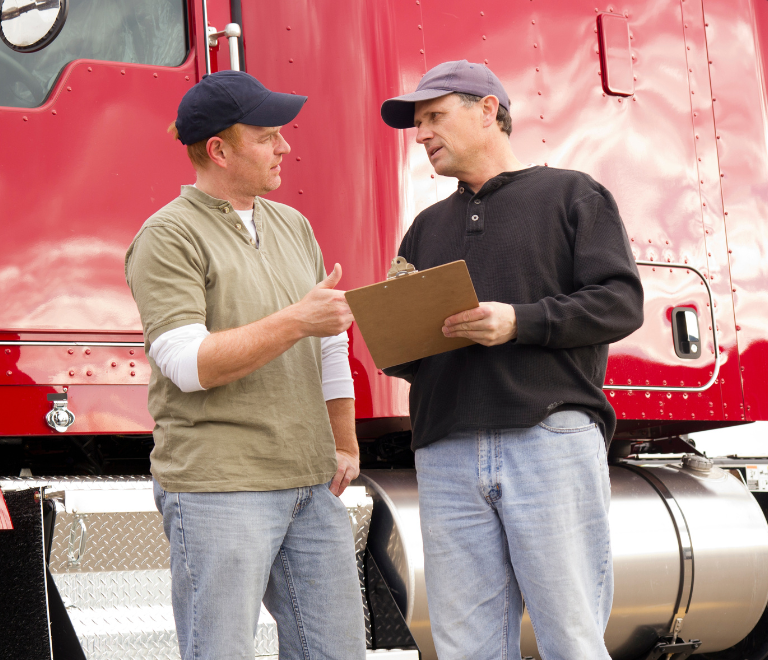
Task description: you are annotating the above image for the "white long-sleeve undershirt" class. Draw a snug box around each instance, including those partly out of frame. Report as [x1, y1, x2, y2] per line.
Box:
[149, 324, 355, 399]
[148, 206, 354, 398]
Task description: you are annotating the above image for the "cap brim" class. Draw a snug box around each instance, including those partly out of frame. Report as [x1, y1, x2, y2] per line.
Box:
[381, 89, 453, 128]
[240, 90, 307, 128]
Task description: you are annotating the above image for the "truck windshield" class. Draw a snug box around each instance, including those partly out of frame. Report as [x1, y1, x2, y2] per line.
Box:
[0, 0, 187, 108]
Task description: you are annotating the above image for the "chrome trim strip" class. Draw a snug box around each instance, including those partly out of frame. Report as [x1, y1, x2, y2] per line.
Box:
[0, 342, 143, 347]
[202, 0, 211, 75]
[607, 261, 720, 393]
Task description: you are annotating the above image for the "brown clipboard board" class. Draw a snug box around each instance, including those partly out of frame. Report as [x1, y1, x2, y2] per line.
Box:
[344, 259, 479, 369]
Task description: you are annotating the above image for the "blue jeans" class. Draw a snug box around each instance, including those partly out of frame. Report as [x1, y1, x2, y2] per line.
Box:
[153, 480, 366, 660]
[415, 411, 612, 660]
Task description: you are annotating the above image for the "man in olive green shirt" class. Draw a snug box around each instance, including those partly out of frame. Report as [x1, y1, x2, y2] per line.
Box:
[125, 71, 365, 660]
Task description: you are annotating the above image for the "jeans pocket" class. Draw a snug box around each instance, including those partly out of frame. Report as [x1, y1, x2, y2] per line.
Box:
[538, 410, 596, 434]
[152, 478, 165, 514]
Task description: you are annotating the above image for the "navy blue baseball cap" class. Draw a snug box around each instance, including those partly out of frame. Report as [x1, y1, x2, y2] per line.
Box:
[381, 60, 510, 129]
[175, 71, 307, 145]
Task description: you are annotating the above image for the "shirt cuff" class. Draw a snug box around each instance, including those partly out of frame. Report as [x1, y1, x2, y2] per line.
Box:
[321, 332, 355, 401]
[512, 302, 549, 345]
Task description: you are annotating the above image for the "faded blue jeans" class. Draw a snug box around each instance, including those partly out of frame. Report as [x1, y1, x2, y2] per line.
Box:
[153, 480, 366, 660]
[415, 411, 612, 660]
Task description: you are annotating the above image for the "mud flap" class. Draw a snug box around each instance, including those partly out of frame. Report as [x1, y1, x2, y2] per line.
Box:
[0, 487, 85, 660]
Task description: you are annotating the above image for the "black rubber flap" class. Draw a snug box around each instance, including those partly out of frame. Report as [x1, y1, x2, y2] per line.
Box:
[0, 488, 52, 659]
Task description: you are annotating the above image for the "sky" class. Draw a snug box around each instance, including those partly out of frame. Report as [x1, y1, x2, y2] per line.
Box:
[689, 422, 768, 458]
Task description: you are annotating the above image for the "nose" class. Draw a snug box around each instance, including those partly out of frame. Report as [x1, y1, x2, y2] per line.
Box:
[416, 124, 433, 145]
[276, 132, 291, 155]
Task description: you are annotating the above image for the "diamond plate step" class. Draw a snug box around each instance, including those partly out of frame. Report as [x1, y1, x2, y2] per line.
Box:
[1, 477, 374, 659]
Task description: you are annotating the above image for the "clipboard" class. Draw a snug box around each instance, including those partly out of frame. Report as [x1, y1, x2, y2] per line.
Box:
[345, 258, 479, 369]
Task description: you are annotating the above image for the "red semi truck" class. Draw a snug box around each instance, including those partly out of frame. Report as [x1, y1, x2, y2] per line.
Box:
[2, 0, 768, 658]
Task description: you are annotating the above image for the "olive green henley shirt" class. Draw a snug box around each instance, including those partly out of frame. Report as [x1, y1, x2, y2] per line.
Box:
[125, 186, 337, 492]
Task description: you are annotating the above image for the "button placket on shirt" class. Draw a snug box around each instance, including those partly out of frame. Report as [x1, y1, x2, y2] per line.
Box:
[222, 203, 261, 250]
[254, 199, 264, 252]
[466, 192, 485, 234]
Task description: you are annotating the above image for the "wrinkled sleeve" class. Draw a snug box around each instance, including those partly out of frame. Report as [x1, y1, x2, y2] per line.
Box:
[125, 223, 207, 345]
[513, 190, 644, 348]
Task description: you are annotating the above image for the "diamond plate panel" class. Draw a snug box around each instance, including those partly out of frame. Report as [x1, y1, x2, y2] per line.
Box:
[66, 603, 279, 659]
[52, 570, 172, 609]
[253, 616, 279, 656]
[1, 476, 154, 492]
[7, 477, 378, 659]
[50, 511, 169, 573]
[350, 501, 374, 648]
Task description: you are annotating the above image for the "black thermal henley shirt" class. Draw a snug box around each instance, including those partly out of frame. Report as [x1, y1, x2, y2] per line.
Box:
[383, 166, 644, 450]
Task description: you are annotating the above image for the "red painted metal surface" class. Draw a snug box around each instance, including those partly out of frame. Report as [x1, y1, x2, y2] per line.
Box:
[0, 385, 153, 435]
[1, 0, 767, 438]
[702, 0, 768, 422]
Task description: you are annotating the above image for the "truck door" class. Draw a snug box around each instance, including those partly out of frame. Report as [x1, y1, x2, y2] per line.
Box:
[0, 0, 194, 435]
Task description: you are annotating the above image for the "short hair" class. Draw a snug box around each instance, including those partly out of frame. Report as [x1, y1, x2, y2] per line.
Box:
[167, 121, 245, 169]
[455, 92, 512, 136]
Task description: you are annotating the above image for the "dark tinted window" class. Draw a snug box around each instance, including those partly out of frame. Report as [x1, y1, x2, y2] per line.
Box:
[0, 0, 187, 108]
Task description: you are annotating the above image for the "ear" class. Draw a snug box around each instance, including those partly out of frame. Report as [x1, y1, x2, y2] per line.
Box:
[206, 136, 228, 169]
[481, 95, 500, 129]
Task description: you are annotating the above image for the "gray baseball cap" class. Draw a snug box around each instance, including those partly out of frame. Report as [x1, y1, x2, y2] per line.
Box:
[381, 59, 510, 129]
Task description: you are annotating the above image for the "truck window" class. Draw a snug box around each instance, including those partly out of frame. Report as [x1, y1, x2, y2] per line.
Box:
[0, 0, 187, 108]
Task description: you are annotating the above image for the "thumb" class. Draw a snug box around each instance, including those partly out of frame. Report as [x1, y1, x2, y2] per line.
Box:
[318, 263, 342, 289]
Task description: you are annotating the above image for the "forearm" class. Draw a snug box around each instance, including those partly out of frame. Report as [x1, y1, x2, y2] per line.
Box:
[326, 398, 358, 456]
[198, 306, 305, 389]
[514, 277, 644, 349]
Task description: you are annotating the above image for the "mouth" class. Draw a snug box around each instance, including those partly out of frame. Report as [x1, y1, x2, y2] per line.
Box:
[427, 145, 442, 160]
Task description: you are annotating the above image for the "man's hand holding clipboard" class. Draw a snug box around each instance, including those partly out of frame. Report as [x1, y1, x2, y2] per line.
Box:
[345, 258, 491, 369]
[441, 301, 519, 347]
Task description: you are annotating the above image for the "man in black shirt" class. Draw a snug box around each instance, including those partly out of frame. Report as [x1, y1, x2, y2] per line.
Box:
[380, 60, 643, 659]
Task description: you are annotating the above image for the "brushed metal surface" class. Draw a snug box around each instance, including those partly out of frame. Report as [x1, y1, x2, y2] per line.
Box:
[363, 465, 768, 660]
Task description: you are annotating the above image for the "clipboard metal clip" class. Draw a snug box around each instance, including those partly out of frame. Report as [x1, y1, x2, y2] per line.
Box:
[387, 256, 418, 280]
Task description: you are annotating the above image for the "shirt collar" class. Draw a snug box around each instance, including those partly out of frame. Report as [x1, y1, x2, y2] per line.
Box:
[457, 166, 540, 198]
[180, 185, 259, 213]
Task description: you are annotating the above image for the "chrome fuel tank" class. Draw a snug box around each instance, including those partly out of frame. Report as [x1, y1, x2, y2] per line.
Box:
[361, 462, 768, 660]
